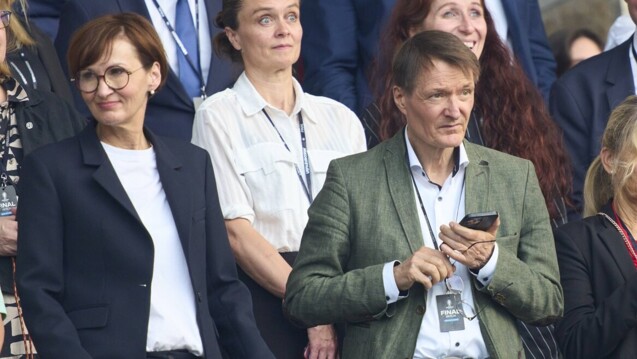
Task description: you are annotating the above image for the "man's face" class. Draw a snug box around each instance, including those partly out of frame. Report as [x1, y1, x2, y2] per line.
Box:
[393, 59, 475, 154]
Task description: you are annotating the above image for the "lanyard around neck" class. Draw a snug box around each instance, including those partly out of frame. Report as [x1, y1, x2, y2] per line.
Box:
[262, 109, 312, 204]
[151, 0, 206, 98]
[407, 152, 465, 249]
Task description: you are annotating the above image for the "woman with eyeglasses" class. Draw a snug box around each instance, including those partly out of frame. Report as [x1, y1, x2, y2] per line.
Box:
[191, 0, 366, 357]
[15, 13, 273, 359]
[554, 95, 637, 358]
[0, 6, 85, 359]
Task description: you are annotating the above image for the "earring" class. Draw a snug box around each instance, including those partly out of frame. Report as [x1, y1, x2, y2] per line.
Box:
[149, 89, 156, 97]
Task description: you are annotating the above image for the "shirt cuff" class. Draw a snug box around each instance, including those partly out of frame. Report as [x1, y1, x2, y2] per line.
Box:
[382, 261, 408, 304]
[470, 243, 499, 286]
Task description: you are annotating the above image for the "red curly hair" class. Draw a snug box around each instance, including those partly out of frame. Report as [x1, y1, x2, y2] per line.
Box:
[371, 0, 571, 220]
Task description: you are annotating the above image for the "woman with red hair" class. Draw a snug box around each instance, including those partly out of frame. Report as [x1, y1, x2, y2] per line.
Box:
[364, 0, 571, 228]
[361, 0, 568, 357]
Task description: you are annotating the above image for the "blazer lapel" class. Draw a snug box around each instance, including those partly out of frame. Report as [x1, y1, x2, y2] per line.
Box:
[146, 131, 193, 258]
[79, 125, 141, 222]
[384, 131, 424, 253]
[599, 205, 637, 282]
[463, 142, 490, 214]
[464, 141, 492, 213]
[606, 38, 634, 112]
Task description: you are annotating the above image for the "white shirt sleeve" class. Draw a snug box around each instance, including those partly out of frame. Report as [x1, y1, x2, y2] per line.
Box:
[382, 261, 409, 304]
[191, 96, 256, 222]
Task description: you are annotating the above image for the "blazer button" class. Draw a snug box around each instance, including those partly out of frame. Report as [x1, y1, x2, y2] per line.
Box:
[416, 305, 425, 315]
[26, 122, 33, 129]
[494, 293, 506, 304]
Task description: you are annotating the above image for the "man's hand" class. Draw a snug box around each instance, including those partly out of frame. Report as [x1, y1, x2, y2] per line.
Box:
[0, 214, 17, 256]
[439, 217, 500, 270]
[393, 247, 455, 290]
[305, 324, 338, 359]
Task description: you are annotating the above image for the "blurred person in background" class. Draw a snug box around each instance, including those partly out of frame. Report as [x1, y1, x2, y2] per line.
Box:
[549, 28, 603, 77]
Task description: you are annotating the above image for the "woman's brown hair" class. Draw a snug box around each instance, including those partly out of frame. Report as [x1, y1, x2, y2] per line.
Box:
[372, 0, 571, 221]
[67, 12, 168, 91]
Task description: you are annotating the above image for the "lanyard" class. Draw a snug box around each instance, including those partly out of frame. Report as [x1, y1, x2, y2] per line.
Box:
[151, 0, 206, 98]
[407, 154, 464, 250]
[262, 109, 312, 204]
[612, 201, 637, 267]
[0, 114, 14, 187]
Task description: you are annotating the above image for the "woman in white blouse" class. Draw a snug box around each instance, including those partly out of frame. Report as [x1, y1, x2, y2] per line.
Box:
[191, 0, 366, 358]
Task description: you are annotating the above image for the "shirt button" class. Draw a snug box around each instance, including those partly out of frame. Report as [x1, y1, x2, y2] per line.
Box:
[455, 342, 460, 347]
[416, 305, 425, 315]
[25, 122, 33, 129]
[385, 296, 390, 301]
[437, 197, 443, 201]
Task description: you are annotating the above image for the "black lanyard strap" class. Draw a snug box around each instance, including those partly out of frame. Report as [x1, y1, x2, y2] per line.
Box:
[262, 109, 312, 204]
[151, 0, 206, 98]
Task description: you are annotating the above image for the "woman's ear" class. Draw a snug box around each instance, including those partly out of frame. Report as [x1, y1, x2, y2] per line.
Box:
[225, 27, 242, 51]
[148, 62, 161, 92]
[600, 147, 615, 175]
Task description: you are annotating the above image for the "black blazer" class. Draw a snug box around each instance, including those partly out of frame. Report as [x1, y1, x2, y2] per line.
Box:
[554, 203, 637, 358]
[549, 38, 634, 218]
[54, 0, 242, 140]
[16, 125, 274, 359]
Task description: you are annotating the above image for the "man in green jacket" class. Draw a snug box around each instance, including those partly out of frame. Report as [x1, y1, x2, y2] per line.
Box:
[285, 31, 562, 359]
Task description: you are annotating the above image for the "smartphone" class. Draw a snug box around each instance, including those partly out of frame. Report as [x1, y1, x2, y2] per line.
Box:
[459, 211, 498, 231]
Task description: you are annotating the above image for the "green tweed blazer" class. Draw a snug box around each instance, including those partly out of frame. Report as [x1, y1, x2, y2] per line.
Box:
[285, 130, 563, 359]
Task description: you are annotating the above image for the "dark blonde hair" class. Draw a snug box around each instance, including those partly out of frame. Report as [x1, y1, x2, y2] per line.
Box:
[0, 0, 35, 78]
[583, 96, 637, 216]
[67, 12, 168, 91]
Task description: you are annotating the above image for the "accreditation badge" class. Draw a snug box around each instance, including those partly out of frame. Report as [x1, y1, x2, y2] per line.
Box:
[0, 184, 17, 216]
[436, 293, 465, 332]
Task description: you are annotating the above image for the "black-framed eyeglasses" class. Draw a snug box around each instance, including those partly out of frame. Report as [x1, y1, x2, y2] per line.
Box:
[71, 65, 145, 93]
[445, 276, 513, 321]
[0, 11, 11, 29]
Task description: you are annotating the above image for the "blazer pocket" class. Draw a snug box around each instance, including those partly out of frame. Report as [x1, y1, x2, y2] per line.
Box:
[497, 233, 520, 253]
[66, 305, 109, 329]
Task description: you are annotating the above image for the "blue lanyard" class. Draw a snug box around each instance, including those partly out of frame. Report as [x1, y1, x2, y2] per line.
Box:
[151, 0, 206, 98]
[262, 109, 312, 204]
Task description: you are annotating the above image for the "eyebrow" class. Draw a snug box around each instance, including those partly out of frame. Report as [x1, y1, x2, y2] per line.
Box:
[251, 3, 299, 15]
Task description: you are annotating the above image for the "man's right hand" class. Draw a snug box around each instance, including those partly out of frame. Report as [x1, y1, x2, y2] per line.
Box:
[0, 215, 17, 256]
[393, 247, 454, 291]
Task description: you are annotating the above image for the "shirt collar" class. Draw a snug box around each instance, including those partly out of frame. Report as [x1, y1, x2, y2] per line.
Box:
[233, 71, 314, 123]
[404, 127, 469, 178]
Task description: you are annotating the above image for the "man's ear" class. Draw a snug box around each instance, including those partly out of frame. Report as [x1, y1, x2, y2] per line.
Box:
[393, 86, 408, 116]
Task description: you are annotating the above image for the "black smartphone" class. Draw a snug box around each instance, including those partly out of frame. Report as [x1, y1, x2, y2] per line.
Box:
[459, 211, 498, 231]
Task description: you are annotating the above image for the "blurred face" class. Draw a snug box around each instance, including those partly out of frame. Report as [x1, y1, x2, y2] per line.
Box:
[79, 37, 160, 130]
[394, 60, 475, 154]
[415, 0, 487, 59]
[569, 36, 601, 68]
[226, 0, 302, 73]
[627, 0, 637, 26]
